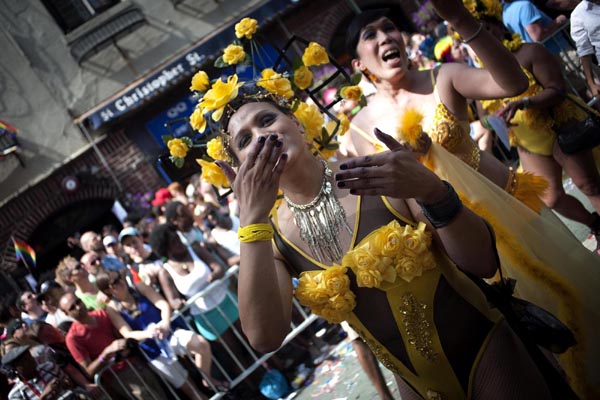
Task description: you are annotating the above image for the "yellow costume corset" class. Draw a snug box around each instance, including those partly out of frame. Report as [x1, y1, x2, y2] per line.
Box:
[273, 195, 503, 399]
[428, 103, 482, 170]
[482, 68, 556, 155]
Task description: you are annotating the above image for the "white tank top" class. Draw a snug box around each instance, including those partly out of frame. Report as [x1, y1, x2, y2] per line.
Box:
[163, 247, 227, 315]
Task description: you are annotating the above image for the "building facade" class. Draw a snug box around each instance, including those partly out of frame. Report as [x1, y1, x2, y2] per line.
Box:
[0, 0, 420, 293]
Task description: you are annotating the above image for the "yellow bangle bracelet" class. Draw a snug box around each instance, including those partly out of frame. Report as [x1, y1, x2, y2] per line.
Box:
[238, 223, 274, 243]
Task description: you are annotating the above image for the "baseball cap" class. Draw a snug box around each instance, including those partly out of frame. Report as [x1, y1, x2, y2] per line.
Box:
[151, 188, 173, 207]
[118, 227, 140, 243]
[2, 345, 31, 366]
[102, 235, 117, 247]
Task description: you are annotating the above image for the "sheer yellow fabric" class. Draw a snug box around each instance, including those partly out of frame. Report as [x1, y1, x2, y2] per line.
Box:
[424, 143, 600, 398]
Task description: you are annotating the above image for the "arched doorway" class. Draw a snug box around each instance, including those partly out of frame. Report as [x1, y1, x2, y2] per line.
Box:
[28, 198, 123, 279]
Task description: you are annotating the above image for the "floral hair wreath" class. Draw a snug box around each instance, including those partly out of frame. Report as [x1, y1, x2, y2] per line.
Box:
[462, 0, 502, 22]
[161, 17, 367, 196]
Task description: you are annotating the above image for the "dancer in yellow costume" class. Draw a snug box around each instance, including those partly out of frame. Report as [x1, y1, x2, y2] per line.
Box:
[473, 8, 600, 251]
[345, 8, 546, 211]
[195, 2, 575, 398]
[343, 3, 600, 398]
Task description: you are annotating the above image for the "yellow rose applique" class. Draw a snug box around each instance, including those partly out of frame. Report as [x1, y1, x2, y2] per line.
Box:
[197, 159, 230, 188]
[302, 42, 329, 67]
[199, 74, 244, 121]
[256, 68, 294, 99]
[293, 66, 313, 90]
[190, 71, 209, 92]
[235, 17, 258, 39]
[189, 107, 207, 133]
[296, 265, 355, 324]
[223, 44, 246, 65]
[167, 138, 189, 158]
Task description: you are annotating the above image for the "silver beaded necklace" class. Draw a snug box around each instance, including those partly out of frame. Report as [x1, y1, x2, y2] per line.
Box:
[284, 160, 352, 263]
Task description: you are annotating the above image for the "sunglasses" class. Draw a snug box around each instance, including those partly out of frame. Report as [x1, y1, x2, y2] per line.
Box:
[68, 298, 83, 312]
[72, 263, 83, 271]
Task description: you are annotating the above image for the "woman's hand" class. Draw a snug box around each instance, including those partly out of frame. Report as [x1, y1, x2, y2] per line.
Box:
[335, 129, 445, 202]
[217, 134, 287, 225]
[208, 264, 224, 283]
[498, 100, 524, 126]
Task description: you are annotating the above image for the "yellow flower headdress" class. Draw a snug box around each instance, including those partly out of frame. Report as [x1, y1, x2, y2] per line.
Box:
[162, 17, 367, 194]
[462, 0, 503, 22]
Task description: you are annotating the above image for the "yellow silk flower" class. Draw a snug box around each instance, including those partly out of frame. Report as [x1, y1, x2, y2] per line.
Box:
[167, 138, 189, 158]
[197, 159, 230, 188]
[302, 42, 329, 67]
[294, 102, 324, 139]
[206, 136, 231, 163]
[198, 74, 244, 121]
[189, 107, 207, 133]
[296, 265, 356, 324]
[223, 44, 246, 65]
[293, 66, 313, 90]
[235, 17, 258, 39]
[190, 71, 209, 92]
[256, 68, 294, 99]
[340, 85, 362, 102]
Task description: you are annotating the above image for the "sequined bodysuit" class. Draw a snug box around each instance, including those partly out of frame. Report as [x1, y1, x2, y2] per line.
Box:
[273, 195, 504, 399]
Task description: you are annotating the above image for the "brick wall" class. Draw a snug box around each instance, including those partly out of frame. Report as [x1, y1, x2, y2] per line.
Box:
[0, 129, 163, 277]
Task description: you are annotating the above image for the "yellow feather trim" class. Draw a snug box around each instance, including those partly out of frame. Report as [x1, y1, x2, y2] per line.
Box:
[512, 172, 549, 214]
[398, 108, 425, 149]
[459, 194, 589, 398]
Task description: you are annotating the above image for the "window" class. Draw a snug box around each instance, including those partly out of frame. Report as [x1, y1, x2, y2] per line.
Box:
[41, 0, 119, 33]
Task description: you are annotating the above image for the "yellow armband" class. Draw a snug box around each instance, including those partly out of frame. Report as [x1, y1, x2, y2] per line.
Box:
[238, 223, 274, 243]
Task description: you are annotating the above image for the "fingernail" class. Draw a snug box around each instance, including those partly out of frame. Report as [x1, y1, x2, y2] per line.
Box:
[337, 182, 345, 188]
[281, 153, 288, 159]
[334, 173, 342, 180]
[275, 140, 282, 147]
[339, 164, 347, 170]
[350, 189, 357, 195]
[258, 136, 266, 144]
[269, 134, 277, 141]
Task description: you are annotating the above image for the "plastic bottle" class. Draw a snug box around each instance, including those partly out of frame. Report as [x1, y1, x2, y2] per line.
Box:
[291, 364, 310, 390]
[147, 323, 176, 360]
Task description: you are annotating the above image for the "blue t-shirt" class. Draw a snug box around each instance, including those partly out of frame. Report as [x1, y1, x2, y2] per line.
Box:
[503, 1, 568, 55]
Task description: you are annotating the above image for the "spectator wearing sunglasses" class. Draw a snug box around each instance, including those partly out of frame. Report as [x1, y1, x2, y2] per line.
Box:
[59, 292, 168, 400]
[55, 256, 106, 311]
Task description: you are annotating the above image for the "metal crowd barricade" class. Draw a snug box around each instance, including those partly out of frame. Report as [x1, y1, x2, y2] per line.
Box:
[94, 356, 173, 400]
[540, 20, 587, 96]
[169, 264, 318, 400]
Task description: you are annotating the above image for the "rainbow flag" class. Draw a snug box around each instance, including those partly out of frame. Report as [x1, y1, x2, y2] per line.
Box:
[13, 238, 36, 268]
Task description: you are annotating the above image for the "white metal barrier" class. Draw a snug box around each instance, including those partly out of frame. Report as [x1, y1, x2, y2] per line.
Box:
[170, 264, 318, 399]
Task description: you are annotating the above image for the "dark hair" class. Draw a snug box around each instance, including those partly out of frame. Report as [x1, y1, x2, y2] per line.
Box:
[346, 9, 392, 58]
[164, 201, 185, 223]
[149, 223, 177, 259]
[95, 270, 112, 294]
